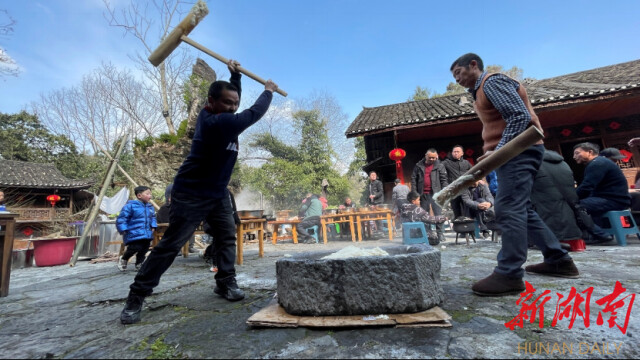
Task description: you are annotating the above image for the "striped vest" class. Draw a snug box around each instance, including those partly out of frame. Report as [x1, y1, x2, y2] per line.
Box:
[474, 73, 544, 152]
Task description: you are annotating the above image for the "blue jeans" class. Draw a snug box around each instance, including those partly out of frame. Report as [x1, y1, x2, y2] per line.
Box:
[130, 191, 237, 296]
[494, 145, 570, 278]
[579, 196, 629, 238]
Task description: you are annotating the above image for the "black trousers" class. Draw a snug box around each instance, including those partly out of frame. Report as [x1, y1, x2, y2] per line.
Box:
[420, 192, 444, 233]
[122, 238, 152, 265]
[450, 196, 464, 219]
[130, 191, 237, 296]
[296, 216, 321, 240]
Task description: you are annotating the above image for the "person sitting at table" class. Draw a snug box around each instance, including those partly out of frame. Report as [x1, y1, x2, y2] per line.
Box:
[460, 179, 495, 240]
[343, 197, 356, 208]
[296, 193, 323, 244]
[337, 197, 356, 237]
[399, 191, 439, 245]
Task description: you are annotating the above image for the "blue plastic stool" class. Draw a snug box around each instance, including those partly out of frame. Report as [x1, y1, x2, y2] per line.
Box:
[402, 222, 429, 245]
[381, 220, 389, 232]
[306, 225, 320, 243]
[601, 210, 640, 246]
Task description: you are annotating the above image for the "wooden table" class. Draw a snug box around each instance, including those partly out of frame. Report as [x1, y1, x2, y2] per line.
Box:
[236, 218, 266, 265]
[151, 223, 198, 258]
[0, 213, 19, 297]
[320, 213, 356, 244]
[268, 219, 301, 244]
[354, 209, 395, 242]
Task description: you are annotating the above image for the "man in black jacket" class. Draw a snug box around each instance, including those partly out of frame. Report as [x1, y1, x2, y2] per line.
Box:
[460, 179, 494, 239]
[442, 145, 472, 219]
[411, 148, 448, 243]
[531, 150, 583, 244]
[573, 142, 631, 243]
[120, 60, 278, 325]
[366, 171, 384, 206]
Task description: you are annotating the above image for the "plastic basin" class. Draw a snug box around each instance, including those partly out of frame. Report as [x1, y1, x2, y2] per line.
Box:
[32, 237, 77, 267]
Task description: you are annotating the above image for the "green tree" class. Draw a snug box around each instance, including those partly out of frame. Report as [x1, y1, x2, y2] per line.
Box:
[0, 111, 103, 182]
[0, 111, 77, 163]
[243, 110, 350, 209]
[347, 137, 366, 177]
[408, 86, 437, 101]
[346, 136, 368, 205]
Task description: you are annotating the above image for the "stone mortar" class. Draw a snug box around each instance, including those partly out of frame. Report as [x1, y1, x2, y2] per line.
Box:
[276, 244, 444, 316]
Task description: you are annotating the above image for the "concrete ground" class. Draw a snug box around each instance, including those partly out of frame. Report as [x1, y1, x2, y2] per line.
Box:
[1, 230, 639, 359]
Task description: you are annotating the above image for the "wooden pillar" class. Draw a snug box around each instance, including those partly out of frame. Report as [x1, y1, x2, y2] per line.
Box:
[0, 213, 19, 297]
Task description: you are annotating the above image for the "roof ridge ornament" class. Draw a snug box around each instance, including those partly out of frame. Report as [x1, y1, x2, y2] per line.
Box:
[457, 96, 470, 106]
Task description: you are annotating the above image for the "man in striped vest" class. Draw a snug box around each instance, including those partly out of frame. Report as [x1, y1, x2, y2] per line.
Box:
[450, 53, 579, 296]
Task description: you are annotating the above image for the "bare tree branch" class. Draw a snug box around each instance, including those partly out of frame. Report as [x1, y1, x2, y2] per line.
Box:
[102, 0, 195, 135]
[0, 9, 20, 78]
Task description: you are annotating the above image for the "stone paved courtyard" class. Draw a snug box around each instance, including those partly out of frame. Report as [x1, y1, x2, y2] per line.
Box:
[1, 231, 639, 359]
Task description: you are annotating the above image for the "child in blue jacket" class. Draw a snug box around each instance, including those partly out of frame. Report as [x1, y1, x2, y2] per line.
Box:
[116, 186, 157, 271]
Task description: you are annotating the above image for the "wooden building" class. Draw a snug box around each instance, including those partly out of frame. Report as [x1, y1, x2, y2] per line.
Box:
[347, 59, 640, 199]
[0, 160, 93, 238]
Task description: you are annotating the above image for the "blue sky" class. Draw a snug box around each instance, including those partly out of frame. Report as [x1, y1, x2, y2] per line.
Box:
[2, 0, 640, 126]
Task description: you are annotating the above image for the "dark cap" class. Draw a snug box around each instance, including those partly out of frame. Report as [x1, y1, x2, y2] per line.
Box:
[600, 148, 625, 160]
[394, 179, 401, 184]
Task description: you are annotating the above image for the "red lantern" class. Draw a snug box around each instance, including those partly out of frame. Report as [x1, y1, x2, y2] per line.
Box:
[389, 148, 407, 184]
[47, 194, 61, 207]
[22, 227, 33, 237]
[619, 149, 633, 163]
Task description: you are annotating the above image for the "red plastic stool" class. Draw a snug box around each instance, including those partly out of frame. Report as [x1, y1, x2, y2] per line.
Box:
[560, 239, 586, 252]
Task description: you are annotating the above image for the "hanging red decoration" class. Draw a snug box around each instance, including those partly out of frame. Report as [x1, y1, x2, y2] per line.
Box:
[582, 125, 594, 134]
[609, 121, 621, 130]
[560, 129, 572, 137]
[389, 148, 407, 184]
[47, 194, 61, 207]
[466, 157, 475, 166]
[465, 148, 474, 157]
[619, 149, 633, 163]
[438, 151, 447, 160]
[22, 227, 33, 237]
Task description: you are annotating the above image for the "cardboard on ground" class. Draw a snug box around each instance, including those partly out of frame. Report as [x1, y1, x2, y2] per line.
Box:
[247, 300, 452, 328]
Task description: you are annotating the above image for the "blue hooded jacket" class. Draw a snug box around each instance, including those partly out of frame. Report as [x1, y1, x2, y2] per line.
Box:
[116, 200, 157, 244]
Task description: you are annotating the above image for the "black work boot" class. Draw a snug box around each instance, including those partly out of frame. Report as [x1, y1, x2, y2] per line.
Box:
[120, 292, 145, 324]
[214, 276, 245, 301]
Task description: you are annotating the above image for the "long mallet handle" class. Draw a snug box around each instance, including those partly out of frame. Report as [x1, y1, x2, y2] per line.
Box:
[180, 35, 287, 97]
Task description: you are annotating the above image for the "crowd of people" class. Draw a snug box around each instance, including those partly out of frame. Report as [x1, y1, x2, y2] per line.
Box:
[101, 53, 639, 325]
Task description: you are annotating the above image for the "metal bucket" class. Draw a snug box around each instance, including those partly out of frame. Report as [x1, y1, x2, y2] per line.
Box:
[11, 248, 34, 270]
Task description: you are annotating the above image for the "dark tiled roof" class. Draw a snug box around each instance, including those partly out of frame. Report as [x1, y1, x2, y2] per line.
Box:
[346, 59, 640, 137]
[0, 160, 93, 189]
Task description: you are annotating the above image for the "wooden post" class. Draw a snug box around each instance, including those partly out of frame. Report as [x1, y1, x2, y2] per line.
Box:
[70, 135, 129, 266]
[86, 133, 160, 211]
[0, 213, 19, 297]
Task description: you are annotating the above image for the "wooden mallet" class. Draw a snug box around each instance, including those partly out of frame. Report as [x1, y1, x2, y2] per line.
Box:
[148, 0, 287, 97]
